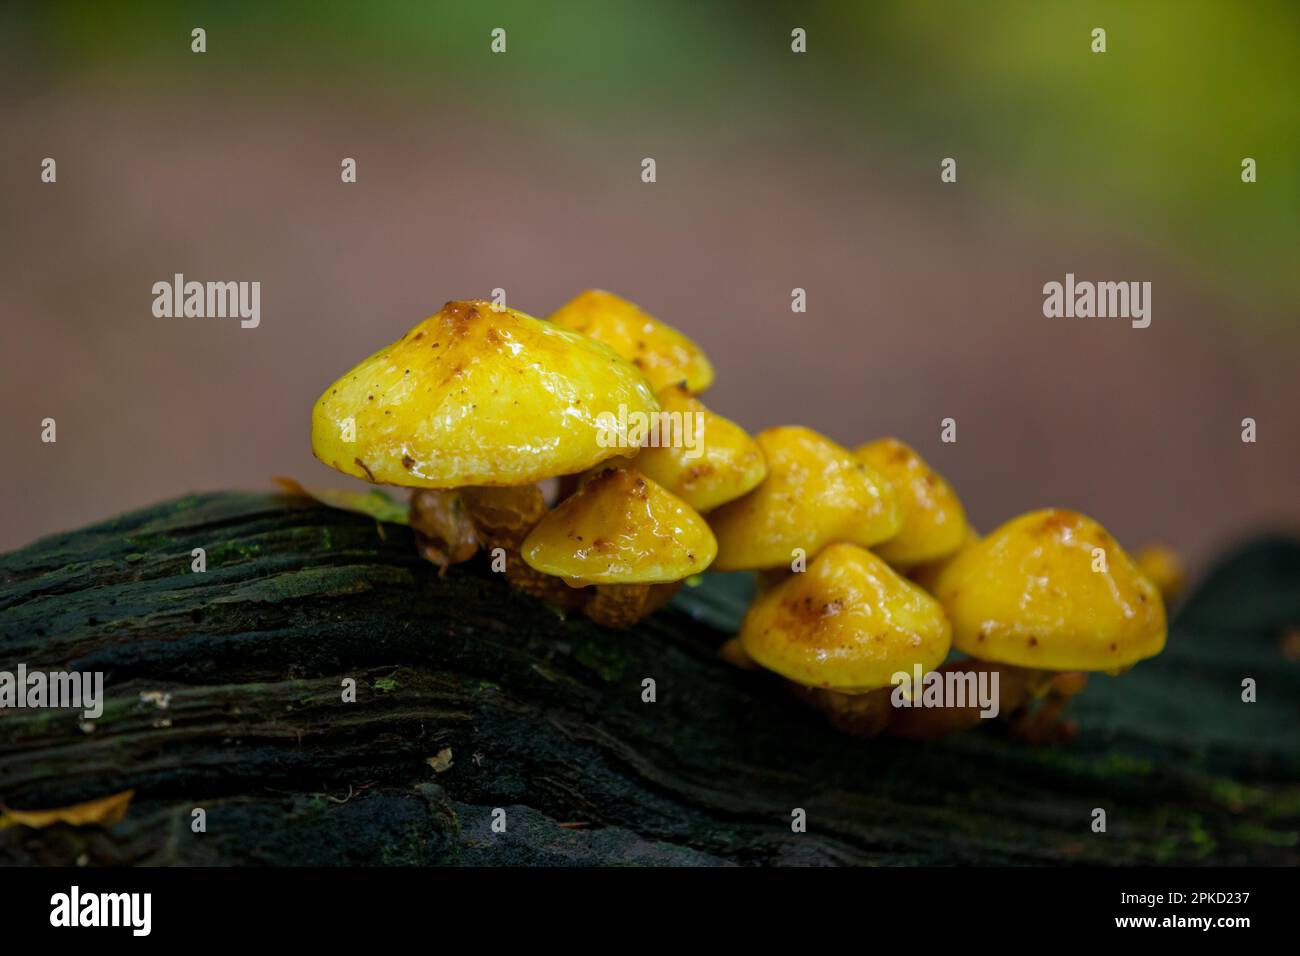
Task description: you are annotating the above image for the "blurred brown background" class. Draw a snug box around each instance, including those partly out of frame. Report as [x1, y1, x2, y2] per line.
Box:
[1, 1, 1297, 577]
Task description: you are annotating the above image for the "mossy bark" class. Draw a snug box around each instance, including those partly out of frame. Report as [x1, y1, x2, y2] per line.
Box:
[1, 492, 1297, 865]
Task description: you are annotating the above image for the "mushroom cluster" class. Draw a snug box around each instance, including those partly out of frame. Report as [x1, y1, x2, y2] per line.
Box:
[310, 292, 1169, 740]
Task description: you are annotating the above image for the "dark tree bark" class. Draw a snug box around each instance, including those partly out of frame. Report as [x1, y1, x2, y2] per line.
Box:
[1, 492, 1297, 865]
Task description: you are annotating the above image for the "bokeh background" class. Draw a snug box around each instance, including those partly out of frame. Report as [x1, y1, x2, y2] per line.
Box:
[2, 0, 1297, 578]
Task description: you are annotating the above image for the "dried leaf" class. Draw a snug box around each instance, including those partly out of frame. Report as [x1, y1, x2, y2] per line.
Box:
[274, 477, 409, 525]
[0, 789, 134, 830]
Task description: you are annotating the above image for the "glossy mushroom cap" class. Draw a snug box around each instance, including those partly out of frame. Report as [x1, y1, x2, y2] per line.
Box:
[739, 543, 952, 692]
[634, 384, 768, 513]
[312, 300, 659, 488]
[548, 289, 714, 394]
[708, 426, 902, 572]
[855, 438, 967, 567]
[521, 466, 717, 585]
[934, 509, 1167, 671]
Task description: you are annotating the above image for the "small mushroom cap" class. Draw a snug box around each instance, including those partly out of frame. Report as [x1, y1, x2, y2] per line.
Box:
[1135, 543, 1186, 602]
[934, 509, 1167, 671]
[311, 300, 659, 488]
[708, 426, 902, 572]
[855, 438, 968, 567]
[739, 543, 951, 692]
[521, 467, 717, 585]
[908, 522, 980, 594]
[548, 290, 714, 394]
[634, 384, 768, 513]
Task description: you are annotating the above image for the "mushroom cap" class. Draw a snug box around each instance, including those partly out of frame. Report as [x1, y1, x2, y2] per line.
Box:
[548, 289, 714, 394]
[521, 466, 717, 585]
[634, 384, 768, 513]
[311, 300, 659, 488]
[908, 522, 980, 594]
[739, 543, 952, 692]
[708, 426, 902, 572]
[855, 438, 967, 567]
[934, 509, 1166, 671]
[1135, 543, 1186, 602]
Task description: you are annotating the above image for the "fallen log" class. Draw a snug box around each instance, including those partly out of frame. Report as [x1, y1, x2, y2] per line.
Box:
[1, 492, 1297, 865]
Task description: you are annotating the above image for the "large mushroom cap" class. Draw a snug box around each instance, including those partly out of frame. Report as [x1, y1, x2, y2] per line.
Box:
[739, 543, 952, 692]
[521, 466, 716, 585]
[312, 300, 659, 488]
[708, 426, 902, 572]
[634, 384, 768, 513]
[855, 438, 967, 567]
[548, 289, 714, 394]
[934, 509, 1166, 671]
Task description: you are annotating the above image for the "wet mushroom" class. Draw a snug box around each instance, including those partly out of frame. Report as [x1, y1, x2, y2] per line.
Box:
[737, 543, 952, 736]
[521, 465, 718, 628]
[895, 508, 1167, 742]
[310, 299, 660, 572]
[633, 383, 768, 513]
[707, 426, 902, 574]
[854, 438, 967, 568]
[548, 289, 714, 394]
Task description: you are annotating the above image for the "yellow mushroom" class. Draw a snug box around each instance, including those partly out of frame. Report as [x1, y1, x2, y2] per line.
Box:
[521, 466, 717, 628]
[548, 289, 714, 394]
[935, 509, 1166, 671]
[908, 522, 980, 595]
[738, 543, 951, 735]
[904, 508, 1167, 743]
[311, 299, 660, 576]
[708, 426, 902, 572]
[854, 438, 967, 567]
[312, 299, 658, 488]
[633, 383, 767, 513]
[1135, 543, 1187, 603]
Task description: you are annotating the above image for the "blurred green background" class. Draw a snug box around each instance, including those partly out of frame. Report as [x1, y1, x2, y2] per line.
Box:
[11, 0, 1297, 306]
[1, 1, 1297, 571]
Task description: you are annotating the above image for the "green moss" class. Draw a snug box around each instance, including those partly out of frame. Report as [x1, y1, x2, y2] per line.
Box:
[208, 541, 262, 563]
[1226, 822, 1299, 848]
[373, 678, 398, 693]
[572, 638, 627, 682]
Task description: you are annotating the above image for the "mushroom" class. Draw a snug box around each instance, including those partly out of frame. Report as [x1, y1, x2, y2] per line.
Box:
[894, 508, 1167, 742]
[908, 521, 980, 594]
[521, 465, 718, 628]
[633, 383, 768, 513]
[1135, 543, 1187, 603]
[854, 438, 967, 567]
[737, 543, 952, 735]
[707, 426, 902, 573]
[548, 289, 714, 394]
[311, 299, 660, 574]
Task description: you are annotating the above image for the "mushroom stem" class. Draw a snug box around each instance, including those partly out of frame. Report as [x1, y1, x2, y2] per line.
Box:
[885, 661, 1087, 741]
[1008, 671, 1089, 744]
[885, 660, 1046, 740]
[790, 685, 894, 738]
[409, 489, 479, 574]
[584, 582, 681, 630]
